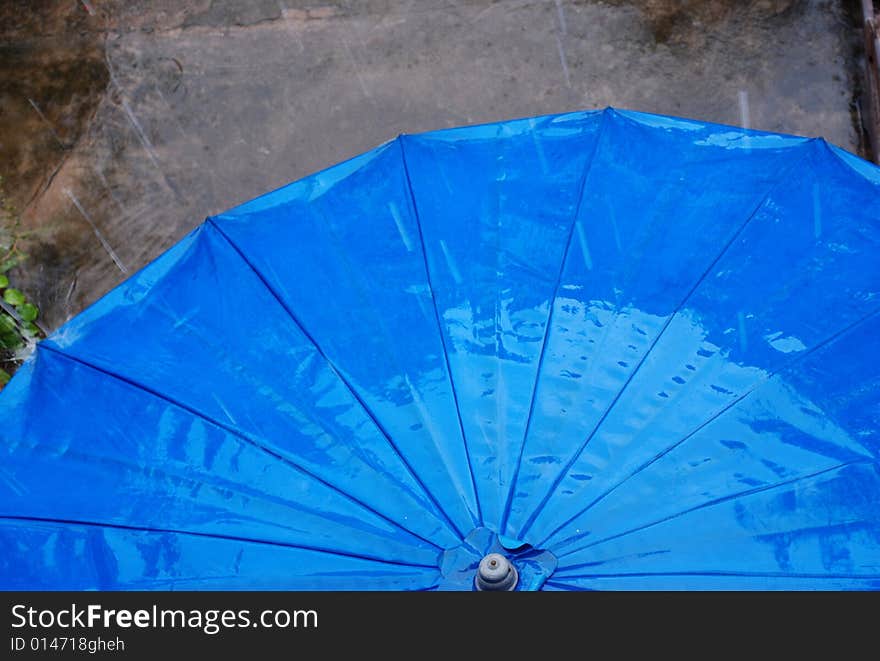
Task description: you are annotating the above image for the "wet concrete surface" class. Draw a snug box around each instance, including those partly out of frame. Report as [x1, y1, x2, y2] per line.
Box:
[0, 0, 867, 333]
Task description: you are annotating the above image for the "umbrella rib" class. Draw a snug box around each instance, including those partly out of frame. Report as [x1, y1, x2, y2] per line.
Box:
[206, 218, 467, 541]
[499, 109, 610, 534]
[299, 201, 478, 535]
[397, 135, 484, 528]
[515, 138, 819, 540]
[555, 515, 880, 581]
[25, 429, 444, 554]
[822, 138, 880, 184]
[0, 515, 438, 569]
[38, 343, 445, 552]
[492, 129, 505, 528]
[537, 303, 880, 550]
[546, 570, 880, 584]
[551, 459, 872, 561]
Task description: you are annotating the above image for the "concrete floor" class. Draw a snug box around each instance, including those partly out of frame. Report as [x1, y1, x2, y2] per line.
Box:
[0, 0, 866, 332]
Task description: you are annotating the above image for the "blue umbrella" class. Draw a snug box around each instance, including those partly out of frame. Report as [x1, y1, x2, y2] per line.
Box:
[1, 108, 878, 590]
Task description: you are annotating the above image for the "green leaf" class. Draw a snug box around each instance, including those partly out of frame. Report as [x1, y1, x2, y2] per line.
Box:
[18, 302, 38, 322]
[23, 322, 39, 336]
[3, 288, 24, 306]
[0, 331, 22, 349]
[0, 314, 15, 332]
[0, 369, 10, 386]
[0, 274, 7, 288]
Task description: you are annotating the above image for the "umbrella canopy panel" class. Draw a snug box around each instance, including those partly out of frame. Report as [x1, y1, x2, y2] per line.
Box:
[1, 108, 879, 589]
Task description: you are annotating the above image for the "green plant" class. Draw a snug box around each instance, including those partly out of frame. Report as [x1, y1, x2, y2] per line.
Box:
[0, 175, 43, 388]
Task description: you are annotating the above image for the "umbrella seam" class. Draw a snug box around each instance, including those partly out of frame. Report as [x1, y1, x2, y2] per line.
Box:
[553, 458, 874, 563]
[397, 135, 485, 529]
[547, 571, 880, 582]
[12, 424, 442, 547]
[297, 200, 478, 537]
[499, 108, 610, 536]
[0, 515, 439, 569]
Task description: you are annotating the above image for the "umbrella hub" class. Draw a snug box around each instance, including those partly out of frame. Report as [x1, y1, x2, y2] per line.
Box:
[475, 553, 518, 591]
[439, 527, 556, 590]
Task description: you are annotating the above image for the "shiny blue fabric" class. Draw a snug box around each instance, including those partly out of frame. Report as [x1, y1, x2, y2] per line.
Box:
[1, 108, 878, 590]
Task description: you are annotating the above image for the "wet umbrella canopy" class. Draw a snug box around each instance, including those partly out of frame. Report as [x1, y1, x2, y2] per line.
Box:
[1, 108, 879, 590]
